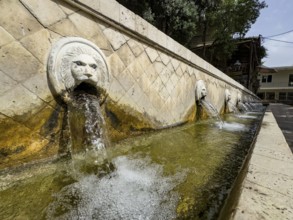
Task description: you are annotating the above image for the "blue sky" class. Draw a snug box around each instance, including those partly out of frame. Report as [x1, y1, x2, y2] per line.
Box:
[246, 0, 293, 67]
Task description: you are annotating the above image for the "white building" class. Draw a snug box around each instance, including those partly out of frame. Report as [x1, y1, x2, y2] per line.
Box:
[257, 66, 293, 104]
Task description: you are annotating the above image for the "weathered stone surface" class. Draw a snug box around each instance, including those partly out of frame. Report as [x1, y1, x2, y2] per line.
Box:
[127, 39, 144, 57]
[69, 11, 101, 38]
[127, 60, 145, 83]
[0, 84, 46, 122]
[136, 52, 152, 70]
[0, 71, 18, 96]
[58, 0, 78, 15]
[145, 47, 159, 63]
[99, 0, 119, 23]
[107, 53, 127, 80]
[0, 41, 41, 82]
[49, 18, 82, 37]
[20, 0, 66, 27]
[22, 68, 53, 103]
[78, 0, 100, 12]
[0, 0, 43, 40]
[135, 15, 148, 36]
[116, 43, 135, 67]
[233, 180, 293, 220]
[103, 28, 127, 51]
[232, 112, 293, 220]
[0, 115, 56, 170]
[20, 29, 51, 64]
[119, 5, 135, 31]
[108, 77, 127, 102]
[0, 27, 15, 47]
[115, 68, 135, 92]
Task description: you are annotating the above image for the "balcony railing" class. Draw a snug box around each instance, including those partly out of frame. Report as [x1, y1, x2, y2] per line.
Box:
[260, 81, 293, 88]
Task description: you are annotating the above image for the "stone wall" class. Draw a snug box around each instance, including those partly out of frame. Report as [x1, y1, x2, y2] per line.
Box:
[0, 0, 259, 170]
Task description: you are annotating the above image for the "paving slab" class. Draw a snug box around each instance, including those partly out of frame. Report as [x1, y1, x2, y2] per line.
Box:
[231, 107, 293, 220]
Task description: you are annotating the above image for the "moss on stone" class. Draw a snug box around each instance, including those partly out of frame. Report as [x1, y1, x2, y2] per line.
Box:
[0, 103, 64, 170]
[104, 99, 156, 142]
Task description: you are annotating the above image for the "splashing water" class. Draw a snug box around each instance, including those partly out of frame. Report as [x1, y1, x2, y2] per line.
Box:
[45, 156, 186, 220]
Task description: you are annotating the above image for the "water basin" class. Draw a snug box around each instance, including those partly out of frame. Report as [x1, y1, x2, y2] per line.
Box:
[0, 113, 263, 220]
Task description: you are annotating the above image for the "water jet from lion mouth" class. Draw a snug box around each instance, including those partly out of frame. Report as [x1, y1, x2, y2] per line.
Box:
[47, 37, 112, 176]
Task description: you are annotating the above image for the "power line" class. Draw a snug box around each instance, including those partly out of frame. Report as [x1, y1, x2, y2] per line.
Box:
[265, 29, 293, 38]
[262, 37, 293, 44]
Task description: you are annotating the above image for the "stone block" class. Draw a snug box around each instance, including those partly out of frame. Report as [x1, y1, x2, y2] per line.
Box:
[147, 23, 159, 44]
[0, 0, 43, 40]
[246, 164, 293, 198]
[108, 77, 127, 102]
[99, 0, 119, 23]
[125, 81, 144, 106]
[24, 104, 63, 138]
[107, 53, 127, 80]
[136, 51, 152, 69]
[20, 0, 66, 27]
[136, 71, 152, 95]
[171, 58, 180, 71]
[69, 11, 102, 38]
[234, 180, 293, 220]
[49, 18, 82, 37]
[145, 47, 159, 63]
[159, 52, 171, 66]
[119, 5, 135, 31]
[114, 68, 135, 92]
[135, 15, 148, 37]
[0, 71, 18, 96]
[127, 60, 145, 83]
[127, 39, 144, 57]
[0, 116, 50, 170]
[89, 26, 112, 53]
[78, 0, 100, 12]
[144, 64, 159, 84]
[151, 75, 164, 94]
[0, 84, 46, 123]
[0, 27, 15, 47]
[159, 68, 171, 86]
[20, 29, 51, 64]
[0, 41, 41, 82]
[116, 43, 135, 68]
[103, 28, 126, 51]
[155, 30, 167, 49]
[22, 68, 53, 103]
[58, 0, 79, 15]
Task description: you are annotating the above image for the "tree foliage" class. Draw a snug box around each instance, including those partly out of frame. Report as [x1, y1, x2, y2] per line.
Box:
[117, 0, 267, 61]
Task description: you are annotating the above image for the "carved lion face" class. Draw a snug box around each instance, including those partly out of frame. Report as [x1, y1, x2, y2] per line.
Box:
[195, 80, 207, 100]
[71, 54, 99, 86]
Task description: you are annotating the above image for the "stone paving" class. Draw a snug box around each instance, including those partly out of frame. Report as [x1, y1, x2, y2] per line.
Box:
[269, 103, 293, 152]
[231, 104, 293, 220]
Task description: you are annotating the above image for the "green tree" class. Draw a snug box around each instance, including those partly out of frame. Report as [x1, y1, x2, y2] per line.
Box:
[197, 0, 267, 62]
[117, 0, 198, 45]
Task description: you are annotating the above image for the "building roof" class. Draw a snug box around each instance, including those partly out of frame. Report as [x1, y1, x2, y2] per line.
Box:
[257, 65, 277, 73]
[258, 65, 293, 73]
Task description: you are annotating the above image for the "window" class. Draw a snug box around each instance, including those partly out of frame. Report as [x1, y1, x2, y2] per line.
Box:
[279, 92, 286, 100]
[262, 75, 272, 83]
[289, 75, 293, 87]
[288, 92, 293, 101]
[266, 92, 275, 100]
[257, 93, 264, 99]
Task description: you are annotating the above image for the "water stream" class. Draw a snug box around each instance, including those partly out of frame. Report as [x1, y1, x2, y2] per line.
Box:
[200, 99, 224, 128]
[67, 92, 113, 176]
